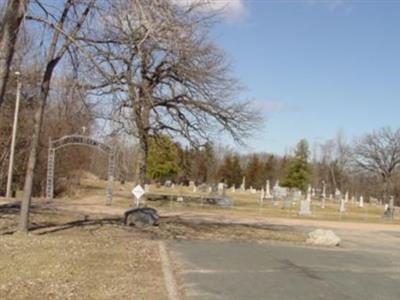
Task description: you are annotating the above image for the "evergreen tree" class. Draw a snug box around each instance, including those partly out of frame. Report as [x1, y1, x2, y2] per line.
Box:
[281, 139, 311, 191]
[230, 155, 243, 187]
[262, 155, 276, 182]
[146, 136, 181, 182]
[245, 154, 263, 189]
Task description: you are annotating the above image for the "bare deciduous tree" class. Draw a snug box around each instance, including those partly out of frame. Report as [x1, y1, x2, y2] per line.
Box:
[81, 0, 261, 184]
[19, 0, 95, 232]
[354, 127, 400, 202]
[320, 131, 351, 192]
[0, 0, 27, 110]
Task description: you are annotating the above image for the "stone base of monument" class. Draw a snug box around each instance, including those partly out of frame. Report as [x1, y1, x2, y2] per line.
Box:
[124, 207, 160, 227]
[145, 193, 234, 208]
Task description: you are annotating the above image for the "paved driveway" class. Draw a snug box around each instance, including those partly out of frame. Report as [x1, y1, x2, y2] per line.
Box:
[171, 234, 400, 300]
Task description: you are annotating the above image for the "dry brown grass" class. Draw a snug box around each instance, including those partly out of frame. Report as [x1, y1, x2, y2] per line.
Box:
[0, 209, 167, 300]
[59, 180, 400, 226]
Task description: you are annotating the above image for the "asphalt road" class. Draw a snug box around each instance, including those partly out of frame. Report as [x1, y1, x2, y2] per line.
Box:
[171, 234, 400, 300]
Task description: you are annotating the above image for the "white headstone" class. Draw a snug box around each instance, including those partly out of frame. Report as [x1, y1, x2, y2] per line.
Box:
[306, 188, 312, 203]
[359, 196, 364, 208]
[260, 188, 265, 203]
[250, 186, 256, 194]
[344, 191, 349, 203]
[339, 197, 346, 213]
[321, 181, 326, 199]
[240, 177, 246, 191]
[265, 180, 272, 198]
[144, 184, 150, 193]
[335, 188, 341, 200]
[299, 200, 312, 216]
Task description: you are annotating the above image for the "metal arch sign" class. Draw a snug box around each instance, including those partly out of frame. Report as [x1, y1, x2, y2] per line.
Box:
[46, 135, 115, 206]
[51, 135, 111, 153]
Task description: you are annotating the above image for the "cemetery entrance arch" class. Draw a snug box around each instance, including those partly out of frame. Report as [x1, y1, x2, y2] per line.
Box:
[46, 135, 115, 205]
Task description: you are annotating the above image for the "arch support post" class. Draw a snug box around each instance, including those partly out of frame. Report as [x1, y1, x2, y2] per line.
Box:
[106, 148, 115, 206]
[46, 140, 55, 200]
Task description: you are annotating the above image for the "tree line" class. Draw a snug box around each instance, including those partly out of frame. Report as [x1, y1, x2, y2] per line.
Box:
[0, 0, 261, 231]
[144, 132, 400, 206]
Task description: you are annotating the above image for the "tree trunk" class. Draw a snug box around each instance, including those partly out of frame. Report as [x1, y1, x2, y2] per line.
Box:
[134, 101, 150, 186]
[0, 0, 27, 109]
[18, 65, 55, 232]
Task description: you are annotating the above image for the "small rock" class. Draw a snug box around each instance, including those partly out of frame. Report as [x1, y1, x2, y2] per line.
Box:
[306, 229, 341, 247]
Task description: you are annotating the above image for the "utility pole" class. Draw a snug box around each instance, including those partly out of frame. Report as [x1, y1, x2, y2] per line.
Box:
[6, 71, 21, 198]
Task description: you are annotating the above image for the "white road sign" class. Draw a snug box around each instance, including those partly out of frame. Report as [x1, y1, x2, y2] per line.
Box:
[132, 185, 145, 200]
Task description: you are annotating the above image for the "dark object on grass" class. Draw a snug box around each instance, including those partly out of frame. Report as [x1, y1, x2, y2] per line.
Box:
[124, 207, 160, 227]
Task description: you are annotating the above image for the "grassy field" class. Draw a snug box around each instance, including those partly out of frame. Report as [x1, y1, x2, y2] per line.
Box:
[80, 180, 399, 225]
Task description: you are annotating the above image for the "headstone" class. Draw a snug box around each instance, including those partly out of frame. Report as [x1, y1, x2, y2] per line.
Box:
[272, 181, 288, 199]
[299, 200, 311, 216]
[306, 187, 312, 203]
[321, 196, 325, 209]
[390, 196, 395, 211]
[292, 189, 302, 202]
[344, 191, 349, 203]
[329, 194, 333, 201]
[321, 181, 326, 199]
[359, 196, 364, 208]
[311, 188, 316, 198]
[240, 177, 246, 191]
[164, 180, 172, 187]
[215, 196, 234, 208]
[171, 183, 175, 189]
[230, 186, 236, 193]
[265, 180, 272, 199]
[217, 182, 226, 196]
[383, 196, 395, 220]
[193, 185, 197, 193]
[339, 197, 346, 214]
[250, 186, 256, 194]
[260, 188, 265, 203]
[335, 188, 341, 201]
[198, 183, 208, 193]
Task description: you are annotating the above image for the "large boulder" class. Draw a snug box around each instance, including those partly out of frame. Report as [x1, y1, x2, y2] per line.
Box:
[124, 207, 160, 227]
[306, 229, 341, 247]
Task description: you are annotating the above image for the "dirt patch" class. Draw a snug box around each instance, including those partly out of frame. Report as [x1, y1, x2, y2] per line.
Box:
[153, 217, 306, 243]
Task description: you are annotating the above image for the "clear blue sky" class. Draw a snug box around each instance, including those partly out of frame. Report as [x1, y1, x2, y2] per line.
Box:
[212, 0, 400, 155]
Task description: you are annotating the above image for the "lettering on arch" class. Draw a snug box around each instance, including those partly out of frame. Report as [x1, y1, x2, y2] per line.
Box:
[51, 135, 111, 153]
